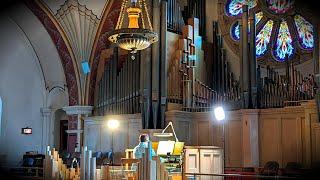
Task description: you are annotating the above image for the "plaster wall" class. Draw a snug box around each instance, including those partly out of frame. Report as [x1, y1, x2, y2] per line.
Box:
[0, 3, 68, 166]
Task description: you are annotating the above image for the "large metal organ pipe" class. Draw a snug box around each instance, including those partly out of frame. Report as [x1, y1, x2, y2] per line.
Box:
[241, 5, 250, 108]
[95, 49, 141, 115]
[249, 10, 257, 108]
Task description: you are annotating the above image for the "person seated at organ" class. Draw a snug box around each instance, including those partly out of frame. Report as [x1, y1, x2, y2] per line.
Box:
[131, 134, 156, 171]
[133, 134, 156, 159]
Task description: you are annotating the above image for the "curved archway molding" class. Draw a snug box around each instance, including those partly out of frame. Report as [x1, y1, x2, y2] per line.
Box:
[85, 0, 122, 105]
[24, 0, 81, 106]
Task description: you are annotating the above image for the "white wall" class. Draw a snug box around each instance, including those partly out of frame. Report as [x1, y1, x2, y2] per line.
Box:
[0, 3, 68, 167]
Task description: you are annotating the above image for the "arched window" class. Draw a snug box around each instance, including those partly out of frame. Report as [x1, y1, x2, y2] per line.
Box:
[220, 0, 314, 65]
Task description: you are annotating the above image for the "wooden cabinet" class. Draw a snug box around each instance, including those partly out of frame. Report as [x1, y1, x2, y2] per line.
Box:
[184, 146, 223, 180]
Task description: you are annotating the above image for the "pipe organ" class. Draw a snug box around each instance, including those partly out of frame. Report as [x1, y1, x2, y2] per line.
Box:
[96, 49, 141, 115]
[258, 65, 315, 108]
[95, 2, 316, 115]
[182, 0, 206, 37]
[167, 18, 315, 112]
[167, 0, 185, 34]
[167, 18, 240, 112]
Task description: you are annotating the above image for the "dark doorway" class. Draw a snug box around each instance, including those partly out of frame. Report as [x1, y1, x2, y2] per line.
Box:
[60, 120, 68, 151]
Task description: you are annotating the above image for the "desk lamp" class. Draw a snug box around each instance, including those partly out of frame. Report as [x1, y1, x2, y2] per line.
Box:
[153, 122, 179, 142]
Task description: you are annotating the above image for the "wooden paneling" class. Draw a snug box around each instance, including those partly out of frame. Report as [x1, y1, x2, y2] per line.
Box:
[84, 101, 319, 168]
[185, 149, 200, 173]
[84, 115, 142, 155]
[259, 118, 282, 166]
[226, 120, 242, 167]
[259, 110, 305, 167]
[281, 118, 302, 166]
[312, 124, 320, 162]
[198, 121, 211, 145]
[177, 120, 191, 144]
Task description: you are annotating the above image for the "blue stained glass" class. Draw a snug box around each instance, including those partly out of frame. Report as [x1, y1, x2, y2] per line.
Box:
[273, 21, 294, 61]
[256, 20, 274, 57]
[230, 12, 263, 41]
[226, 0, 257, 16]
[231, 22, 240, 40]
[294, 15, 314, 50]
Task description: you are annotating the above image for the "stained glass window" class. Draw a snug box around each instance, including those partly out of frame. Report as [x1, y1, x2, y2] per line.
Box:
[231, 22, 240, 40]
[256, 20, 274, 57]
[255, 12, 263, 25]
[225, 0, 313, 62]
[273, 21, 294, 61]
[226, 0, 257, 16]
[267, 0, 294, 14]
[294, 15, 314, 50]
[231, 12, 263, 41]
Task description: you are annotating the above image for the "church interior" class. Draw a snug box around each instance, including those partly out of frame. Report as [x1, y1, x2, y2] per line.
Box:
[1, 0, 320, 179]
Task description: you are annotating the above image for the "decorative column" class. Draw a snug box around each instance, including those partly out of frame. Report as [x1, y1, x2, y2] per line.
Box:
[63, 106, 93, 152]
[241, 5, 250, 108]
[41, 107, 52, 153]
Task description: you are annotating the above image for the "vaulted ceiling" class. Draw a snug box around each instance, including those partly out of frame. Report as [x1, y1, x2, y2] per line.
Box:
[41, 0, 108, 18]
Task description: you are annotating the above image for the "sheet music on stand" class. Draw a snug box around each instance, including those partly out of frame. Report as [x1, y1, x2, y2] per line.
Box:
[156, 141, 185, 156]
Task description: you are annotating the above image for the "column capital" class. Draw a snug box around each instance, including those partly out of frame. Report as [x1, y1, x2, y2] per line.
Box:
[62, 106, 93, 115]
[40, 107, 52, 116]
[66, 130, 83, 134]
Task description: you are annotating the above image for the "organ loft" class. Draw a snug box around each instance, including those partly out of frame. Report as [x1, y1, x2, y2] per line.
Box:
[1, 0, 320, 179]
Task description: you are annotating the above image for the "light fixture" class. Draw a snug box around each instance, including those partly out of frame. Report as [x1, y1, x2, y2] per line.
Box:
[107, 119, 119, 130]
[108, 0, 158, 56]
[214, 106, 225, 121]
[153, 122, 179, 142]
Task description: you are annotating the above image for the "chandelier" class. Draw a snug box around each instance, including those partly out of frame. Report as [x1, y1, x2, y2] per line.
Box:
[108, 0, 158, 55]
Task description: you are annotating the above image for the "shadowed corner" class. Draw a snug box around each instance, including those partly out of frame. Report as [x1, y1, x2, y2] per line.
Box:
[295, 0, 320, 19]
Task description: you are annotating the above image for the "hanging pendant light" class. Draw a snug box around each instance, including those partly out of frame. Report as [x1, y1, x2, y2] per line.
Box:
[108, 0, 158, 54]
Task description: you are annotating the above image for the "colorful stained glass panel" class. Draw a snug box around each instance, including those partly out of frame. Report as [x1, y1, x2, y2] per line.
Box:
[231, 22, 240, 41]
[255, 12, 263, 25]
[256, 20, 274, 57]
[226, 0, 257, 16]
[267, 0, 294, 14]
[230, 12, 263, 41]
[273, 21, 294, 61]
[294, 15, 314, 50]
